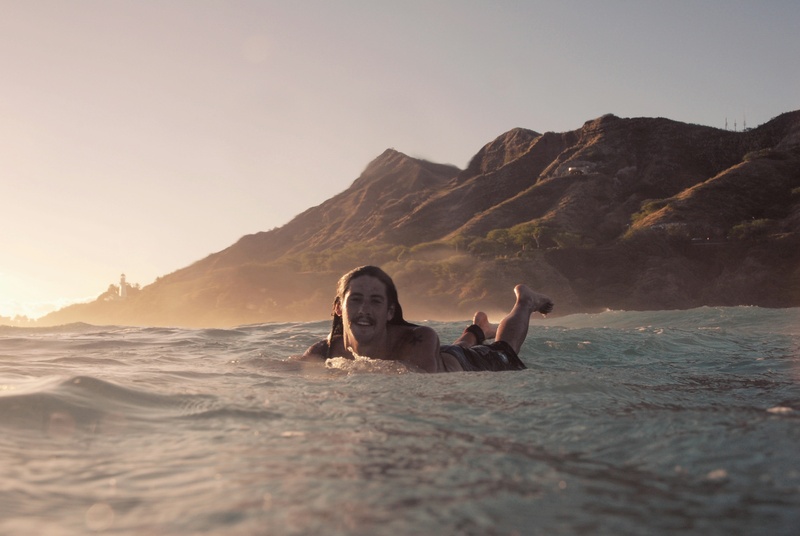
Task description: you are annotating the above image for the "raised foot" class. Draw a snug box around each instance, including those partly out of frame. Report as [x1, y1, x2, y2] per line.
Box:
[472, 311, 497, 340]
[514, 284, 554, 316]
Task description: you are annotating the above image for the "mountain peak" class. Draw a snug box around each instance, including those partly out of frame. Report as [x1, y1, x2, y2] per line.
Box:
[373, 147, 408, 163]
[353, 148, 459, 190]
[463, 127, 541, 177]
[359, 148, 412, 177]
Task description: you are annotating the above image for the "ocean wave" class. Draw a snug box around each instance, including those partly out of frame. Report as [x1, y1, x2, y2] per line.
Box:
[547, 306, 800, 334]
[0, 322, 121, 334]
[326, 355, 413, 375]
[0, 308, 798, 535]
[0, 375, 218, 436]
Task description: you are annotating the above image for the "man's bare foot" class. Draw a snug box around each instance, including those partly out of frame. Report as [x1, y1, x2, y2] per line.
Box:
[472, 311, 497, 339]
[514, 284, 554, 316]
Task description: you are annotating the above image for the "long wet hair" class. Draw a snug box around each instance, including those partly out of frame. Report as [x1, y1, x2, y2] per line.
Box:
[326, 265, 416, 358]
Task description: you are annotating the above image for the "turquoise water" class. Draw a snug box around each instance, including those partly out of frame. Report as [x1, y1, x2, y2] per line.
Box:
[1, 307, 798, 535]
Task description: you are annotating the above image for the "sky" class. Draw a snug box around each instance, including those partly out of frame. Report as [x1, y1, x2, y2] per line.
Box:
[1, 0, 798, 319]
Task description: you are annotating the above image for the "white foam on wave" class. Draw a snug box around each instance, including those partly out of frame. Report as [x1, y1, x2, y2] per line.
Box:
[325, 355, 412, 375]
[766, 406, 794, 414]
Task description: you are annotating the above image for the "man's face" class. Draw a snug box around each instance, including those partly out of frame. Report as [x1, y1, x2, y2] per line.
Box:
[337, 275, 395, 346]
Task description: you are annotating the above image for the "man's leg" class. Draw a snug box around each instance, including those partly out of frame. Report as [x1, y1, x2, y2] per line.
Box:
[454, 285, 552, 353]
[494, 285, 553, 354]
[454, 311, 497, 348]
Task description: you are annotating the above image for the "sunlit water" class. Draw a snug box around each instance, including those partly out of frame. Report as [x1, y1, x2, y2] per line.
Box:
[1, 307, 799, 535]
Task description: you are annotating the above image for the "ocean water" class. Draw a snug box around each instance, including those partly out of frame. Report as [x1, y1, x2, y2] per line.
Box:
[1, 307, 798, 536]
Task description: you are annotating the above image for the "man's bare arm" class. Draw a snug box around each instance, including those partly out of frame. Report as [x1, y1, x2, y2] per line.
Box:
[294, 339, 328, 361]
[399, 326, 446, 373]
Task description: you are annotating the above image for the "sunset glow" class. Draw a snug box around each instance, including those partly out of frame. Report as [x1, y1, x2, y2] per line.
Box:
[2, 0, 798, 320]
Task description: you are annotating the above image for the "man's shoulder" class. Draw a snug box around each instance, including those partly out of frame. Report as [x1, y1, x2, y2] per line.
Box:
[385, 324, 439, 367]
[395, 324, 444, 372]
[302, 339, 329, 359]
[389, 323, 437, 340]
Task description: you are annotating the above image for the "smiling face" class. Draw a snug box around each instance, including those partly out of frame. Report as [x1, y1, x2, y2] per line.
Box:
[336, 275, 396, 351]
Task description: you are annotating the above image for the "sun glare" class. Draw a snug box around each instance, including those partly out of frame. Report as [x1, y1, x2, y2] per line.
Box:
[0, 276, 83, 321]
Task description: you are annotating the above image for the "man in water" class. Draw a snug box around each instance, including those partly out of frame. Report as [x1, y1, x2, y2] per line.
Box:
[302, 265, 553, 372]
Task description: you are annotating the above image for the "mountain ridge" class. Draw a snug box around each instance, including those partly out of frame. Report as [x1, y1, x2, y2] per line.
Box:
[37, 110, 800, 327]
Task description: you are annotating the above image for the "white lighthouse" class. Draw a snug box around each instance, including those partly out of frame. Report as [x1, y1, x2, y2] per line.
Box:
[120, 273, 127, 299]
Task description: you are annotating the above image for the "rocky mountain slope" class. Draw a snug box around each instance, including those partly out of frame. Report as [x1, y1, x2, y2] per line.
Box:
[39, 111, 800, 327]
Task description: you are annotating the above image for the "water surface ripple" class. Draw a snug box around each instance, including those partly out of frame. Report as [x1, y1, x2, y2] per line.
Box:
[1, 306, 798, 535]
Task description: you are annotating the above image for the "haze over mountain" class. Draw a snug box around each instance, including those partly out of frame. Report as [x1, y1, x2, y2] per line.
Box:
[38, 111, 800, 327]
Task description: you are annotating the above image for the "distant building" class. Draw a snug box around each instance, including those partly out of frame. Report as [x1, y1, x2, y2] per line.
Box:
[557, 160, 596, 176]
[568, 166, 589, 175]
[120, 274, 127, 299]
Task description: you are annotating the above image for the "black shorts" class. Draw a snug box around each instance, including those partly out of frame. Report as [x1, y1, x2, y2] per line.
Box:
[440, 341, 526, 372]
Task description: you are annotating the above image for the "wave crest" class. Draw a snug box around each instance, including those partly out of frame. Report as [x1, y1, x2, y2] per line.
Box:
[326, 355, 412, 375]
